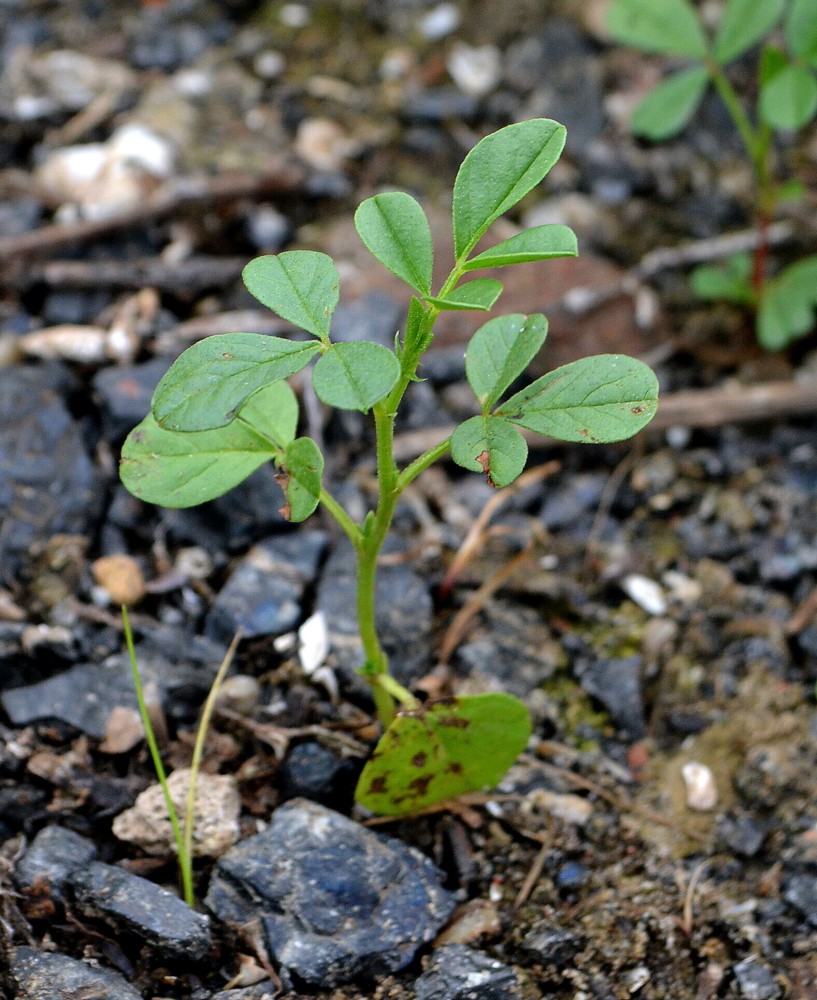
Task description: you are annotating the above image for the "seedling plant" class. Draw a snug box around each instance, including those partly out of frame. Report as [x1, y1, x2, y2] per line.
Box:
[121, 119, 659, 817]
[607, 0, 817, 349]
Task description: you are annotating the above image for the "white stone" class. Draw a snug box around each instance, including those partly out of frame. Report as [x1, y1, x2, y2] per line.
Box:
[621, 574, 667, 616]
[112, 768, 240, 858]
[682, 761, 718, 811]
[446, 43, 501, 98]
[298, 611, 330, 675]
[418, 3, 460, 40]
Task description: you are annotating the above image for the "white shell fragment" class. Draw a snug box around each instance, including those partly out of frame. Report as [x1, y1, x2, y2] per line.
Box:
[418, 3, 461, 40]
[112, 768, 240, 858]
[621, 574, 668, 616]
[298, 611, 330, 675]
[682, 761, 718, 811]
[446, 43, 502, 98]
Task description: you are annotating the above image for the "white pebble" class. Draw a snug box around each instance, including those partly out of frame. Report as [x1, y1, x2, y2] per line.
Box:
[682, 761, 718, 811]
[418, 2, 461, 40]
[621, 574, 667, 616]
[279, 3, 310, 28]
[298, 611, 330, 675]
[446, 42, 501, 98]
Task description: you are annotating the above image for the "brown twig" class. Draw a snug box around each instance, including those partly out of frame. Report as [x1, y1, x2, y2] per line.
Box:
[439, 460, 560, 599]
[438, 543, 536, 666]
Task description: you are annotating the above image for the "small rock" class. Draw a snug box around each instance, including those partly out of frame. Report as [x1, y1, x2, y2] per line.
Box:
[414, 944, 521, 999]
[520, 926, 581, 966]
[211, 987, 279, 1000]
[69, 860, 211, 960]
[732, 957, 782, 1000]
[784, 872, 817, 926]
[92, 553, 146, 606]
[8, 946, 142, 1000]
[524, 788, 593, 826]
[278, 741, 359, 810]
[19, 325, 110, 363]
[718, 813, 766, 858]
[294, 118, 352, 172]
[15, 825, 98, 905]
[576, 655, 645, 740]
[682, 761, 718, 811]
[446, 43, 501, 98]
[35, 123, 174, 221]
[402, 86, 479, 123]
[92, 357, 169, 440]
[113, 768, 240, 858]
[99, 705, 145, 754]
[205, 799, 455, 985]
[418, 2, 460, 39]
[205, 532, 327, 643]
[620, 574, 667, 616]
[556, 861, 589, 891]
[217, 674, 262, 715]
[435, 898, 501, 946]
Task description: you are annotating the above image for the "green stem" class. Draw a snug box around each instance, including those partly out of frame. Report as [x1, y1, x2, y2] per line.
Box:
[397, 437, 452, 492]
[184, 630, 242, 887]
[709, 61, 760, 167]
[319, 486, 363, 548]
[122, 606, 194, 907]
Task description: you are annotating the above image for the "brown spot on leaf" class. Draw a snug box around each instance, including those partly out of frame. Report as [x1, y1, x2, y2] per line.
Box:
[476, 450, 490, 474]
[367, 777, 387, 795]
[221, 352, 233, 358]
[631, 405, 647, 415]
[278, 503, 292, 521]
[446, 761, 463, 775]
[408, 775, 432, 796]
[437, 716, 469, 729]
[411, 752, 427, 768]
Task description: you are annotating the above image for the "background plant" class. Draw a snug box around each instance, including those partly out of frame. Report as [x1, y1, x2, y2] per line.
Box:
[607, 0, 817, 349]
[120, 119, 659, 817]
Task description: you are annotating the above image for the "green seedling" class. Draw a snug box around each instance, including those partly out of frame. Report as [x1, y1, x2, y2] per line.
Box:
[120, 119, 659, 817]
[122, 605, 240, 905]
[607, 0, 817, 349]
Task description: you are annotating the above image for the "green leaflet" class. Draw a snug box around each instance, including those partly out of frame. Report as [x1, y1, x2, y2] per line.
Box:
[465, 313, 548, 411]
[278, 437, 324, 522]
[355, 694, 532, 816]
[452, 119, 566, 260]
[630, 66, 710, 140]
[152, 334, 318, 432]
[463, 224, 577, 271]
[499, 355, 659, 443]
[606, 0, 708, 58]
[355, 192, 434, 295]
[690, 253, 755, 304]
[121, 380, 299, 508]
[713, 0, 783, 64]
[757, 255, 817, 349]
[786, 0, 817, 61]
[243, 251, 339, 341]
[450, 415, 528, 488]
[759, 63, 817, 129]
[312, 341, 400, 411]
[426, 278, 503, 312]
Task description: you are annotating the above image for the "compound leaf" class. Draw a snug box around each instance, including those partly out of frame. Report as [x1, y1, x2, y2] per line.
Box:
[714, 0, 783, 64]
[355, 192, 434, 295]
[426, 278, 503, 312]
[786, 0, 817, 60]
[630, 66, 710, 139]
[466, 313, 548, 411]
[152, 334, 319, 432]
[450, 415, 528, 487]
[355, 694, 532, 816]
[760, 63, 817, 129]
[312, 341, 400, 411]
[463, 224, 577, 271]
[452, 119, 566, 260]
[243, 251, 339, 340]
[500, 354, 659, 443]
[277, 436, 324, 522]
[606, 0, 708, 58]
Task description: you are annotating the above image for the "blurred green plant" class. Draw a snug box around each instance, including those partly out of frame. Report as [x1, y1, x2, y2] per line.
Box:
[608, 0, 817, 349]
[120, 119, 658, 817]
